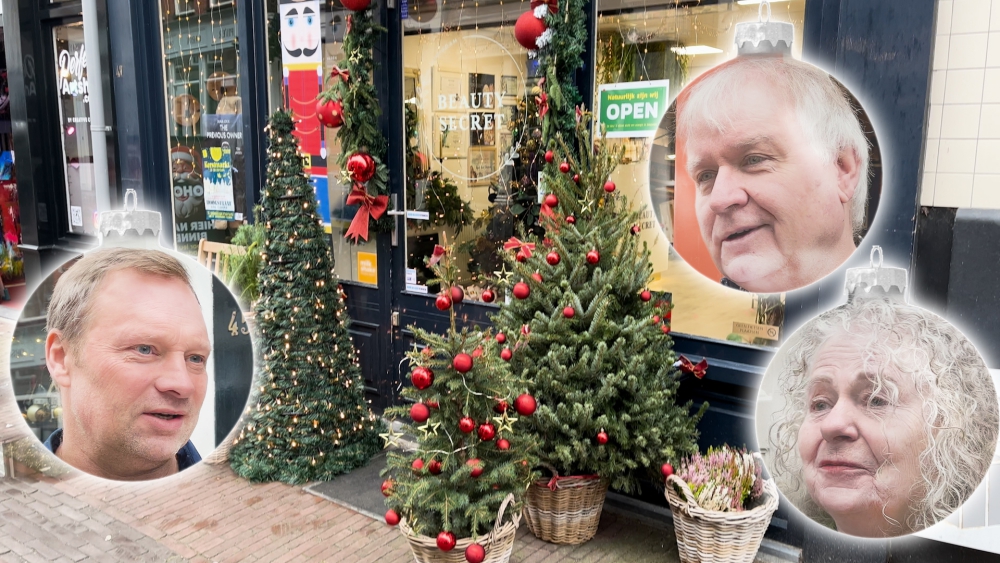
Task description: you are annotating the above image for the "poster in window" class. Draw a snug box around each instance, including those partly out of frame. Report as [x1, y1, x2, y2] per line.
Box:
[468, 73, 496, 109]
[469, 113, 495, 146]
[468, 148, 494, 186]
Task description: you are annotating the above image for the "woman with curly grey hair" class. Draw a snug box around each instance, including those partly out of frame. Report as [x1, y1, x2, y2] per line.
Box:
[763, 297, 999, 537]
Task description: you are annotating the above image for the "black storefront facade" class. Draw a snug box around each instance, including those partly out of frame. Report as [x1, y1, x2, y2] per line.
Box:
[6, 0, 996, 559]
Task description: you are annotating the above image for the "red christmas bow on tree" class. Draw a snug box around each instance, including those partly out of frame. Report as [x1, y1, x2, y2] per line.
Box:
[428, 244, 447, 266]
[530, 0, 558, 13]
[345, 183, 389, 242]
[504, 237, 536, 258]
[676, 356, 708, 379]
[331, 65, 351, 83]
[536, 92, 549, 119]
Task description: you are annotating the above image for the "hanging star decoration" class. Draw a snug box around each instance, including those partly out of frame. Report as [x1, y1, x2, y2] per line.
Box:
[492, 263, 515, 289]
[492, 413, 517, 435]
[418, 420, 442, 439]
[349, 50, 364, 65]
[379, 424, 405, 448]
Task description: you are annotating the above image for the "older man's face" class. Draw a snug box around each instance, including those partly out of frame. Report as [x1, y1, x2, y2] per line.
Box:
[683, 81, 860, 292]
[796, 331, 927, 537]
[60, 270, 210, 477]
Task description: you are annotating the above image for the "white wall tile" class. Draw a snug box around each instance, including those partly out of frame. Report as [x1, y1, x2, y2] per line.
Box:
[939, 139, 980, 172]
[992, 0, 1000, 29]
[975, 139, 1000, 172]
[971, 174, 1000, 208]
[952, 0, 992, 34]
[921, 172, 936, 206]
[934, 173, 975, 207]
[925, 139, 940, 173]
[930, 70, 947, 104]
[985, 69, 1000, 102]
[949, 33, 989, 68]
[939, 0, 954, 35]
[936, 34, 952, 70]
[945, 69, 985, 103]
[928, 104, 944, 138]
[979, 104, 1000, 137]
[987, 32, 1000, 67]
[941, 104, 982, 138]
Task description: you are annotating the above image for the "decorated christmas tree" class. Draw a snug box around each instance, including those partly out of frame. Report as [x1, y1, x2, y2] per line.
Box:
[492, 111, 706, 494]
[229, 110, 381, 484]
[381, 245, 537, 559]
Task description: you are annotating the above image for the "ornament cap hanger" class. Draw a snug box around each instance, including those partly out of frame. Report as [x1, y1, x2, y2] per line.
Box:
[735, 0, 794, 56]
[99, 188, 162, 241]
[845, 246, 908, 303]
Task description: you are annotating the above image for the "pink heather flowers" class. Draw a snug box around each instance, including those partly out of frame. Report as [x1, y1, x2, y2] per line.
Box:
[676, 445, 763, 512]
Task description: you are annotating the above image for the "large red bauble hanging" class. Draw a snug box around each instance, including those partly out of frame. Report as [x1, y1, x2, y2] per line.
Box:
[412, 458, 425, 472]
[514, 11, 547, 50]
[513, 282, 530, 299]
[450, 286, 465, 304]
[429, 459, 443, 474]
[559, 162, 571, 174]
[544, 150, 554, 163]
[566, 215, 576, 225]
[494, 400, 510, 413]
[514, 393, 537, 416]
[481, 288, 496, 303]
[597, 430, 609, 445]
[604, 180, 617, 193]
[586, 250, 600, 264]
[341, 0, 372, 11]
[496, 333, 507, 344]
[385, 509, 400, 526]
[516, 251, 527, 263]
[459, 416, 476, 433]
[411, 367, 434, 389]
[496, 438, 511, 450]
[410, 403, 430, 423]
[640, 290, 652, 302]
[531, 272, 543, 283]
[661, 463, 674, 478]
[544, 194, 558, 207]
[347, 152, 376, 182]
[500, 348, 513, 361]
[435, 294, 452, 311]
[437, 531, 457, 552]
[453, 353, 473, 373]
[381, 480, 394, 496]
[316, 99, 344, 128]
[467, 458, 484, 478]
[477, 423, 496, 441]
[563, 306, 575, 318]
[465, 543, 486, 563]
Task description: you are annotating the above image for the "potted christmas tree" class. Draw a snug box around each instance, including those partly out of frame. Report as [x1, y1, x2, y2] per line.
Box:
[381, 245, 538, 563]
[492, 110, 707, 544]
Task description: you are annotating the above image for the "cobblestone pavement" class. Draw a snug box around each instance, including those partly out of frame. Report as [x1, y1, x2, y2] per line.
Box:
[0, 318, 788, 563]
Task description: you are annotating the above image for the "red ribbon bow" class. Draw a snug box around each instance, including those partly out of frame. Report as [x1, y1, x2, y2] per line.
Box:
[575, 105, 583, 124]
[677, 356, 708, 379]
[346, 15, 353, 33]
[536, 92, 549, 119]
[428, 245, 447, 266]
[504, 237, 536, 259]
[331, 65, 351, 83]
[345, 183, 389, 242]
[546, 474, 600, 491]
[529, 0, 558, 14]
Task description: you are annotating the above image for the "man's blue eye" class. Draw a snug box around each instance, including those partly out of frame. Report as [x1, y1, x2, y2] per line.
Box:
[136, 345, 153, 355]
[189, 355, 205, 365]
[745, 155, 766, 166]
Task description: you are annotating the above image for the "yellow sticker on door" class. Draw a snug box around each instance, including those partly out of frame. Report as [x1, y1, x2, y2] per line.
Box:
[358, 252, 378, 285]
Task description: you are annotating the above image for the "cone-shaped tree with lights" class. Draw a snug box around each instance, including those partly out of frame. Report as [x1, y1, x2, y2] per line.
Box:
[230, 110, 381, 484]
[381, 245, 537, 559]
[492, 110, 706, 497]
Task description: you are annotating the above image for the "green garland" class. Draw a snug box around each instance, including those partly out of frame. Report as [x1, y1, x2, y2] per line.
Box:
[536, 0, 588, 145]
[318, 7, 393, 240]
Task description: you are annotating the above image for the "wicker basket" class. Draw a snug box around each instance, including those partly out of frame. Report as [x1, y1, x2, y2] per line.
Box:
[524, 472, 609, 545]
[665, 474, 779, 563]
[399, 493, 521, 563]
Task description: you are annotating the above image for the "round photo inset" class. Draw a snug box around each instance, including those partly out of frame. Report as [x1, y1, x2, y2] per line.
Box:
[649, 56, 882, 293]
[755, 297, 999, 537]
[9, 246, 255, 481]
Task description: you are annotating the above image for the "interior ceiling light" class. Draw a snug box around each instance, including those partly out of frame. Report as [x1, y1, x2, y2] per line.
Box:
[670, 45, 724, 55]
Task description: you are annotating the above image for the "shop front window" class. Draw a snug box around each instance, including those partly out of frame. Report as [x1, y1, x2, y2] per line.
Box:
[402, 4, 535, 300]
[160, 1, 247, 254]
[594, 0, 806, 345]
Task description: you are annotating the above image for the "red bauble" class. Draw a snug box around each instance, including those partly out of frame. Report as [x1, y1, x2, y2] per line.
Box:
[459, 416, 476, 433]
[603, 180, 616, 193]
[597, 431, 609, 445]
[477, 423, 496, 441]
[500, 348, 513, 362]
[453, 353, 473, 373]
[516, 250, 527, 263]
[514, 11, 547, 50]
[566, 215, 576, 225]
[465, 543, 486, 563]
[513, 282, 530, 299]
[385, 509, 400, 526]
[497, 438, 511, 450]
[437, 531, 457, 552]
[640, 290, 652, 302]
[429, 459, 443, 474]
[450, 286, 465, 304]
[494, 400, 510, 413]
[435, 294, 452, 311]
[411, 367, 434, 390]
[531, 272, 543, 283]
[563, 306, 575, 318]
[586, 250, 600, 264]
[467, 458, 484, 478]
[412, 458, 425, 472]
[665, 310, 672, 321]
[410, 403, 430, 423]
[481, 288, 496, 303]
[346, 152, 376, 183]
[544, 194, 559, 207]
[316, 99, 344, 128]
[472, 346, 483, 359]
[496, 332, 507, 344]
[573, 174, 580, 183]
[514, 393, 537, 416]
[661, 463, 674, 478]
[652, 315, 661, 324]
[381, 480, 394, 496]
[427, 400, 440, 409]
[559, 161, 571, 174]
[341, 0, 372, 10]
[546, 252, 561, 266]
[544, 150, 554, 163]
[661, 324, 671, 334]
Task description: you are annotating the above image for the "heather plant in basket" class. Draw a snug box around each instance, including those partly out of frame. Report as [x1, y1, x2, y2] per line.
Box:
[675, 445, 764, 512]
